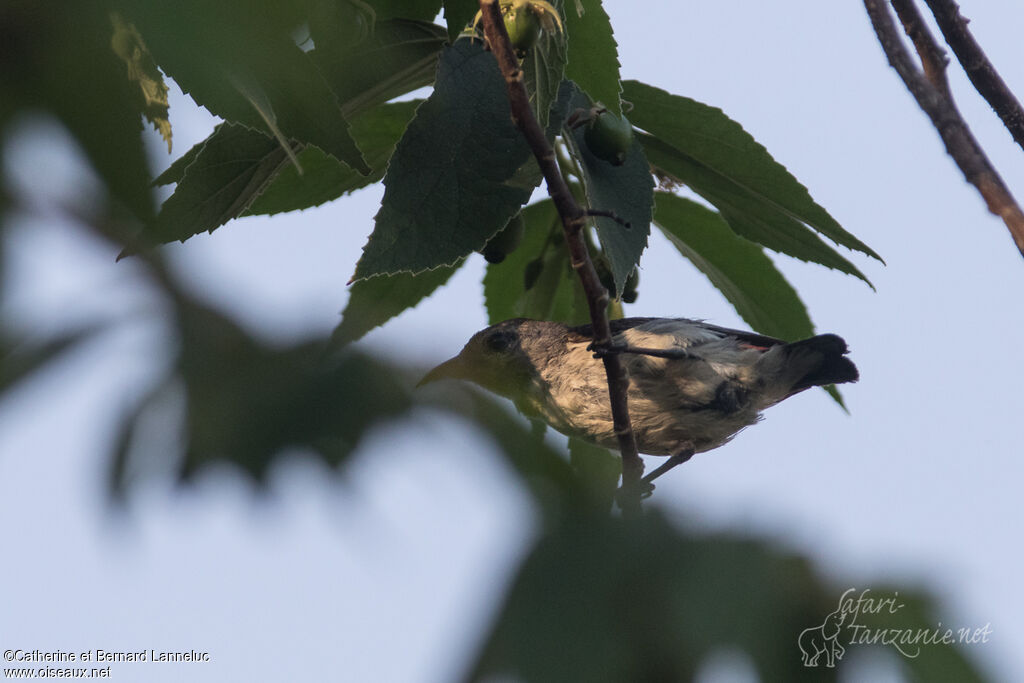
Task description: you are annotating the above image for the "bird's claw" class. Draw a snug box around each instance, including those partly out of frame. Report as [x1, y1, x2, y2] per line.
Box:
[587, 340, 626, 359]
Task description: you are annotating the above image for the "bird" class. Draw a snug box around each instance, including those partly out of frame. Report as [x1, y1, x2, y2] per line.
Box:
[421, 317, 858, 475]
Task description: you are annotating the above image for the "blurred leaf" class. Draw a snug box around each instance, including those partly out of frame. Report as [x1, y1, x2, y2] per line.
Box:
[654, 192, 813, 341]
[568, 437, 620, 513]
[121, 0, 369, 174]
[564, 83, 653, 296]
[563, 0, 621, 117]
[333, 262, 460, 347]
[483, 199, 589, 325]
[142, 124, 294, 246]
[314, 19, 447, 117]
[422, 384, 590, 522]
[467, 511, 988, 683]
[467, 511, 834, 682]
[624, 80, 881, 271]
[522, 2, 568, 130]
[354, 39, 536, 279]
[109, 13, 171, 152]
[246, 100, 422, 216]
[443, 0, 478, 41]
[0, 327, 97, 397]
[0, 2, 154, 219]
[111, 295, 414, 487]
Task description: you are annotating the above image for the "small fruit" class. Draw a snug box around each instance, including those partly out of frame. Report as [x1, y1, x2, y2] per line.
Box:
[503, 3, 542, 53]
[482, 213, 526, 264]
[584, 109, 633, 166]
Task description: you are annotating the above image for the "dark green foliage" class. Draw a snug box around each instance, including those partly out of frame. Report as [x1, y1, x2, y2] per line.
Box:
[354, 39, 537, 279]
[565, 84, 653, 296]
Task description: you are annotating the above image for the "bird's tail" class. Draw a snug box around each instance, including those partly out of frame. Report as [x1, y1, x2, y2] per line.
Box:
[763, 334, 859, 398]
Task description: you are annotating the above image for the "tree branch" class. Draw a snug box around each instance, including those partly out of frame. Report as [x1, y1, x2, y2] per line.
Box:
[864, 0, 1024, 257]
[923, 0, 1024, 153]
[477, 0, 645, 514]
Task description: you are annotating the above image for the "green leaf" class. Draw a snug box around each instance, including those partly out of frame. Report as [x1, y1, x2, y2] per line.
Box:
[568, 437, 620, 513]
[623, 80, 882, 264]
[522, 3, 568, 130]
[123, 0, 370, 174]
[313, 19, 448, 118]
[110, 13, 171, 152]
[564, 84, 653, 296]
[333, 262, 460, 347]
[0, 326, 97, 395]
[144, 124, 294, 245]
[641, 133, 873, 286]
[653, 192, 813, 341]
[483, 200, 589, 325]
[153, 143, 202, 187]
[354, 40, 537, 279]
[3, 4, 154, 219]
[111, 295, 414, 487]
[563, 0, 621, 117]
[468, 511, 840, 682]
[363, 0, 443, 22]
[443, 0, 478, 41]
[245, 100, 422, 216]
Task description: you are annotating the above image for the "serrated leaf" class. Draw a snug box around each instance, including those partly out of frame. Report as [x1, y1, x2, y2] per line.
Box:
[443, 0, 478, 41]
[122, 0, 369, 174]
[623, 80, 882, 265]
[563, 0, 621, 117]
[246, 100, 421, 216]
[483, 200, 589, 325]
[564, 84, 653, 296]
[641, 133, 873, 286]
[654, 192, 813, 341]
[143, 124, 294, 245]
[314, 19, 448, 118]
[333, 262, 460, 347]
[521, 0, 568, 130]
[110, 13, 171, 152]
[228, 66, 303, 172]
[354, 40, 537, 279]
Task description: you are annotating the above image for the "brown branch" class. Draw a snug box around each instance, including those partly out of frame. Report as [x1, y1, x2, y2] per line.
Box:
[477, 0, 645, 514]
[924, 0, 1024, 153]
[890, 0, 951, 96]
[864, 0, 1024, 257]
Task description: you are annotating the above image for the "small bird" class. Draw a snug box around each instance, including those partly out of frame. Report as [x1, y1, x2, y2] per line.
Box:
[422, 318, 858, 468]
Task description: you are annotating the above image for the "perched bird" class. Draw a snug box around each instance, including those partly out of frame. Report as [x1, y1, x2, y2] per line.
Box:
[421, 318, 858, 464]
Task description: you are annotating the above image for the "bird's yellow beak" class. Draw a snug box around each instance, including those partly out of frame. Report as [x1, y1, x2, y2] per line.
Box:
[417, 355, 468, 387]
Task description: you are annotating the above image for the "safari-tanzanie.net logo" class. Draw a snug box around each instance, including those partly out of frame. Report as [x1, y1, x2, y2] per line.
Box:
[798, 588, 992, 668]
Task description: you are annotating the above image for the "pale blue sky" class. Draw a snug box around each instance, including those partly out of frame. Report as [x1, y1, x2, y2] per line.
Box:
[2, 2, 1022, 681]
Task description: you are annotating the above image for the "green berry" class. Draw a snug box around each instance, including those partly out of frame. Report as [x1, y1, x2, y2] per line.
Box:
[483, 214, 526, 264]
[503, 4, 541, 53]
[584, 110, 633, 166]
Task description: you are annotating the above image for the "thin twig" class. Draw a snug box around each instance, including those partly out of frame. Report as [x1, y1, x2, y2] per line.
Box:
[890, 0, 951, 96]
[477, 0, 645, 514]
[864, 0, 1024, 257]
[924, 0, 1024, 153]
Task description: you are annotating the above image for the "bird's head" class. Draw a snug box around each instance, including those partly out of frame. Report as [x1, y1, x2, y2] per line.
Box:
[419, 319, 558, 400]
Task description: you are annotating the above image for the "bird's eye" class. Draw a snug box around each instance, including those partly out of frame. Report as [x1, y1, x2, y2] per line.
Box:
[484, 330, 515, 352]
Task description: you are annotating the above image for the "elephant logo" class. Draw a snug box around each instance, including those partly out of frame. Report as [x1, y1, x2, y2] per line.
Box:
[798, 607, 847, 667]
